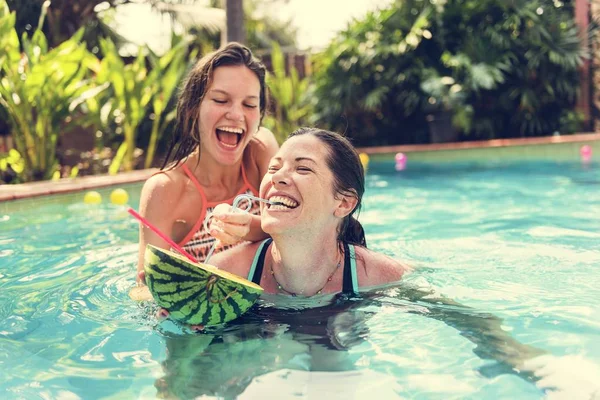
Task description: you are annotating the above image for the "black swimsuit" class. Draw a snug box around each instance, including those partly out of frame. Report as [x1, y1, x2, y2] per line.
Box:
[246, 238, 360, 295]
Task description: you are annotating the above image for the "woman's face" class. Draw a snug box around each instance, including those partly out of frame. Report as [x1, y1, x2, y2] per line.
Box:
[259, 134, 340, 236]
[198, 65, 261, 165]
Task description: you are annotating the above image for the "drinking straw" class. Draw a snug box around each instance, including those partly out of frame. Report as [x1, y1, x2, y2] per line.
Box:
[127, 208, 199, 264]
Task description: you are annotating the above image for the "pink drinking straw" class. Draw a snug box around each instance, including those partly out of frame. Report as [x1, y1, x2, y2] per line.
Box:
[127, 208, 199, 264]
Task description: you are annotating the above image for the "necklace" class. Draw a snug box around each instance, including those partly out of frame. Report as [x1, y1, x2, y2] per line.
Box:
[270, 255, 342, 296]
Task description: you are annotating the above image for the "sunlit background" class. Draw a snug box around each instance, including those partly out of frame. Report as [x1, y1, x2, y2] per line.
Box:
[1, 0, 595, 183]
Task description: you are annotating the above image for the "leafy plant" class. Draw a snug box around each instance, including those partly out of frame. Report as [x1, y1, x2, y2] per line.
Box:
[145, 37, 196, 168]
[0, 0, 102, 181]
[5, 0, 119, 48]
[94, 38, 155, 172]
[263, 42, 313, 143]
[0, 148, 24, 183]
[312, 0, 587, 145]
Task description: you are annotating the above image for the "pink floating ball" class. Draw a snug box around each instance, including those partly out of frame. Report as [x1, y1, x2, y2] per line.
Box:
[580, 145, 592, 162]
[395, 152, 407, 171]
[395, 152, 407, 163]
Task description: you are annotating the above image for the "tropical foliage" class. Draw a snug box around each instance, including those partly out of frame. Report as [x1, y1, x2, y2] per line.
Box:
[93, 39, 156, 172]
[0, 0, 593, 183]
[6, 0, 120, 49]
[144, 38, 197, 169]
[0, 148, 24, 184]
[6, 0, 297, 53]
[311, 0, 587, 145]
[263, 42, 313, 143]
[0, 0, 301, 183]
[0, 0, 198, 181]
[0, 0, 100, 181]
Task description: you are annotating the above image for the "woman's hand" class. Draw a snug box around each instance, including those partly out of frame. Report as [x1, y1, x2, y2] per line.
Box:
[208, 203, 252, 246]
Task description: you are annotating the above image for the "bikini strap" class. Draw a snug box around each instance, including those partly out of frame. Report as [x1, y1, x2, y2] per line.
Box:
[248, 238, 273, 284]
[240, 162, 260, 195]
[181, 164, 208, 201]
[342, 242, 359, 294]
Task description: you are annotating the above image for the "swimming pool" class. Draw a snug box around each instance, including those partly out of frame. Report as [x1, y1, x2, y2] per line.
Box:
[1, 159, 599, 399]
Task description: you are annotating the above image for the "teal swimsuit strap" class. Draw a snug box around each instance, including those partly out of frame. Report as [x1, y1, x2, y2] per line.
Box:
[342, 242, 359, 294]
[249, 239, 358, 293]
[248, 238, 273, 284]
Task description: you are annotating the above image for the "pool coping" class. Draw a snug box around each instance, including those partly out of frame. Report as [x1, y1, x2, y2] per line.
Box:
[2, 132, 599, 202]
[0, 169, 157, 202]
[354, 132, 600, 154]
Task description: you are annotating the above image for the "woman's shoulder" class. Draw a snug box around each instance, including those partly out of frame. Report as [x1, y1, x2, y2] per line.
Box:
[246, 127, 279, 162]
[140, 167, 188, 204]
[250, 127, 279, 150]
[243, 127, 279, 185]
[354, 246, 409, 286]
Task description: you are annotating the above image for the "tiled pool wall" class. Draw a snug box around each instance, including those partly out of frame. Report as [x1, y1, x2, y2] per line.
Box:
[357, 133, 600, 163]
[0, 181, 144, 214]
[0, 169, 154, 203]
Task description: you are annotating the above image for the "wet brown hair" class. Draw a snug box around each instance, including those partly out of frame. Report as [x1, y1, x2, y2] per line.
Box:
[288, 127, 367, 247]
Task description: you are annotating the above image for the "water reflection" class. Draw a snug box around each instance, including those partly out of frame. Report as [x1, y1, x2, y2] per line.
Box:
[154, 283, 544, 399]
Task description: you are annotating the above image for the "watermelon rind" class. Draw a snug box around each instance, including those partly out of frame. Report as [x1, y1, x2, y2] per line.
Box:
[144, 245, 263, 326]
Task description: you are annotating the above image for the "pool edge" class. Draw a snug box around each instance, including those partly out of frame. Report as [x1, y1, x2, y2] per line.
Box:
[0, 169, 157, 202]
[2, 132, 599, 202]
[355, 132, 600, 154]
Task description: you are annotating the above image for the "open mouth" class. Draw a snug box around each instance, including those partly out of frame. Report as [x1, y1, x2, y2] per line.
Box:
[267, 195, 299, 210]
[216, 127, 244, 148]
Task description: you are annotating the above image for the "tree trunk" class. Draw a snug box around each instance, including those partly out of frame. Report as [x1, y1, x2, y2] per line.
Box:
[575, 0, 592, 130]
[591, 0, 600, 131]
[226, 0, 246, 44]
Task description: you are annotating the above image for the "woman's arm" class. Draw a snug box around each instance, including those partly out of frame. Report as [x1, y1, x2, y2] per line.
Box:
[385, 287, 600, 396]
[371, 285, 545, 368]
[356, 247, 410, 287]
[136, 173, 183, 282]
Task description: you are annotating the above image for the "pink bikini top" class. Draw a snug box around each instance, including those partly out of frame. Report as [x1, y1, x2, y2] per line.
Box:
[177, 163, 261, 262]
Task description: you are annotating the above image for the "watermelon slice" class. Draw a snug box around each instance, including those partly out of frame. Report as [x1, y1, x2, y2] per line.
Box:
[144, 244, 263, 326]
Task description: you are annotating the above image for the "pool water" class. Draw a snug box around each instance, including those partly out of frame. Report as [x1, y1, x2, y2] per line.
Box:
[1, 160, 599, 399]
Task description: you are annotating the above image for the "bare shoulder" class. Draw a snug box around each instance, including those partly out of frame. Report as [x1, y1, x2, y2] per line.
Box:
[354, 246, 409, 287]
[253, 126, 279, 152]
[248, 128, 279, 161]
[210, 241, 263, 278]
[139, 169, 187, 217]
[245, 127, 279, 184]
[141, 169, 184, 200]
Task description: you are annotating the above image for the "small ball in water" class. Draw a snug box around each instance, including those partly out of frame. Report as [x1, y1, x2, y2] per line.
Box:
[84, 191, 102, 205]
[359, 153, 370, 170]
[395, 152, 407, 171]
[110, 188, 129, 205]
[580, 145, 592, 162]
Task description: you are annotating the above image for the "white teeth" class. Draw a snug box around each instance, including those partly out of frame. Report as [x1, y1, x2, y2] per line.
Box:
[217, 127, 243, 134]
[269, 195, 299, 208]
[269, 204, 290, 211]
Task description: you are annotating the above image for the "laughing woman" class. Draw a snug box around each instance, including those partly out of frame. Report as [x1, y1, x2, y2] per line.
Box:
[148, 128, 600, 399]
[209, 127, 407, 295]
[136, 43, 279, 282]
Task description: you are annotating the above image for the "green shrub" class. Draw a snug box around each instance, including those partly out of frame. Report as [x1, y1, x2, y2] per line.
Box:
[311, 0, 586, 145]
[263, 42, 313, 143]
[0, 0, 102, 181]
